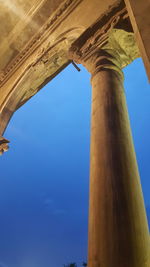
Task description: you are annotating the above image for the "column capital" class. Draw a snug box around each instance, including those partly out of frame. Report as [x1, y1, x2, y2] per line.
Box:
[68, 6, 139, 78]
[0, 136, 9, 155]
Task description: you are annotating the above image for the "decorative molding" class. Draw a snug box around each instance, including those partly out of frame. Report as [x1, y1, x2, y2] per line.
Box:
[16, 28, 81, 106]
[69, 4, 140, 73]
[0, 26, 83, 113]
[69, 7, 129, 63]
[0, 0, 82, 87]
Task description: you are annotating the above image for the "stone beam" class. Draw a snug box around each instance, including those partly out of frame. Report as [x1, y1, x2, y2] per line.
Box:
[124, 0, 150, 81]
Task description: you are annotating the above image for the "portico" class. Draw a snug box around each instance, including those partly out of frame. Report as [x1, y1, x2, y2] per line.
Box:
[0, 0, 150, 266]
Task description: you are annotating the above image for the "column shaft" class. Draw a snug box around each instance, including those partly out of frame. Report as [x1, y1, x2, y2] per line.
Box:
[88, 68, 150, 267]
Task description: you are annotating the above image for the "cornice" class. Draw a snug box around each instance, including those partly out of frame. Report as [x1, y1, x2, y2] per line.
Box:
[69, 6, 129, 63]
[0, 0, 82, 87]
[69, 2, 139, 71]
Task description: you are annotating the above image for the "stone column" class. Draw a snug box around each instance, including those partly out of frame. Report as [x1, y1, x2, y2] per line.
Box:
[88, 49, 150, 267]
[69, 45, 150, 266]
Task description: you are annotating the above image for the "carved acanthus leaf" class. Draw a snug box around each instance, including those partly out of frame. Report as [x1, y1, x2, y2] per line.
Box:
[69, 6, 139, 70]
[69, 7, 128, 62]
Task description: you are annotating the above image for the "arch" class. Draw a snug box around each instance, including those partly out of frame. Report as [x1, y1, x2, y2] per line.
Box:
[0, 26, 85, 142]
[0, 67, 31, 136]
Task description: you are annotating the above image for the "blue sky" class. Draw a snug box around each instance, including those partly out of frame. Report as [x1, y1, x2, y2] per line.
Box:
[0, 58, 150, 267]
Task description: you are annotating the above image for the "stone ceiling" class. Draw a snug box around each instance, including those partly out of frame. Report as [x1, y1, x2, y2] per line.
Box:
[0, 0, 64, 70]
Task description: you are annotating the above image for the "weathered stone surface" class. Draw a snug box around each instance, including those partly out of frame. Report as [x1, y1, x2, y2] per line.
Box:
[103, 28, 140, 68]
[0, 0, 64, 70]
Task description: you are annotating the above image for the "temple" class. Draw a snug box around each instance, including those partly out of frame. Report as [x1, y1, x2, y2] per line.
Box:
[0, 1, 150, 266]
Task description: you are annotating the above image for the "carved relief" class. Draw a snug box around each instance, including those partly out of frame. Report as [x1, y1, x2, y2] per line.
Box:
[0, 0, 82, 87]
[69, 6, 139, 70]
[17, 26, 84, 106]
[0, 26, 84, 115]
